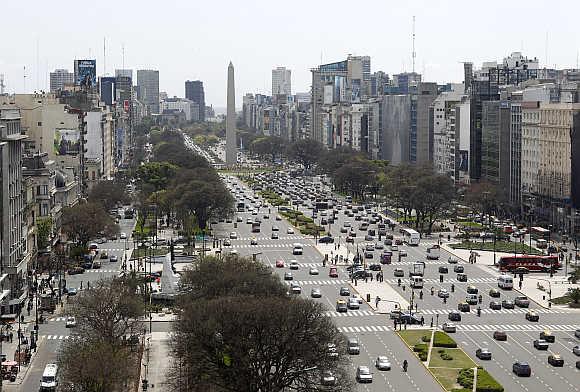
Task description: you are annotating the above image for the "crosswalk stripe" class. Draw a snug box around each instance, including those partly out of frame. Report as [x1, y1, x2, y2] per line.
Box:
[456, 324, 580, 332]
[337, 325, 392, 333]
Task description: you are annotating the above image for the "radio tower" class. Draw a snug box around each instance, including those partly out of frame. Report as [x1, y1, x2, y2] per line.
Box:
[412, 15, 416, 74]
[0, 74, 5, 94]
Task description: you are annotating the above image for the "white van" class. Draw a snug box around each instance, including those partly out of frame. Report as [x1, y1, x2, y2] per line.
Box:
[426, 245, 440, 260]
[292, 243, 303, 255]
[40, 363, 58, 391]
[411, 276, 424, 289]
[497, 274, 514, 290]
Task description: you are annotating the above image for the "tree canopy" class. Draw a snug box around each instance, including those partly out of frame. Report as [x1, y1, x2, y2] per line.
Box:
[61, 202, 118, 246]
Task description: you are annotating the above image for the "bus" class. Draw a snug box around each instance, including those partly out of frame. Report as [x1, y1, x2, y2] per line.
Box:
[531, 226, 550, 240]
[426, 245, 440, 260]
[402, 228, 420, 246]
[498, 255, 560, 273]
[251, 221, 261, 233]
[40, 363, 58, 391]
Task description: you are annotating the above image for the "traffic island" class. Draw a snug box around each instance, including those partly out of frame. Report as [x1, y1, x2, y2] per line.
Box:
[398, 330, 504, 392]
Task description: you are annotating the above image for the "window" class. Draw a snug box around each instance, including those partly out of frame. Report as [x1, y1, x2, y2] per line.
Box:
[40, 204, 49, 216]
[37, 122, 42, 126]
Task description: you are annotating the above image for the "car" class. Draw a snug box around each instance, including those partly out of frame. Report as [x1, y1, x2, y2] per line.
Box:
[513, 361, 531, 377]
[284, 272, 293, 280]
[229, 232, 238, 239]
[501, 300, 515, 309]
[540, 329, 555, 343]
[489, 288, 501, 298]
[67, 288, 78, 297]
[290, 282, 301, 294]
[394, 268, 404, 277]
[356, 366, 372, 383]
[489, 301, 502, 310]
[250, 237, 258, 245]
[309, 267, 319, 275]
[246, 218, 253, 224]
[399, 249, 407, 257]
[576, 329, 580, 339]
[236, 216, 243, 222]
[457, 273, 468, 282]
[573, 345, 580, 356]
[351, 294, 364, 304]
[367, 263, 381, 271]
[374, 242, 384, 250]
[438, 266, 449, 274]
[329, 267, 339, 278]
[275, 259, 285, 268]
[120, 232, 127, 239]
[336, 300, 348, 312]
[458, 302, 470, 312]
[68, 267, 85, 275]
[384, 239, 393, 246]
[577, 360, 580, 370]
[262, 214, 269, 220]
[311, 288, 322, 298]
[287, 228, 295, 234]
[364, 251, 373, 259]
[448, 257, 459, 264]
[438, 288, 450, 298]
[533, 339, 549, 350]
[448, 311, 462, 321]
[340, 227, 348, 233]
[442, 323, 456, 333]
[65, 316, 77, 328]
[493, 330, 507, 341]
[347, 297, 360, 310]
[289, 260, 299, 270]
[525, 310, 539, 322]
[99, 251, 109, 259]
[271, 232, 279, 239]
[548, 354, 564, 367]
[476, 348, 492, 360]
[395, 239, 403, 245]
[346, 236, 354, 243]
[399, 313, 423, 325]
[514, 296, 530, 308]
[364, 235, 374, 241]
[92, 261, 101, 269]
[339, 287, 351, 296]
[375, 356, 391, 371]
[454, 265, 464, 273]
[391, 245, 399, 251]
[466, 285, 478, 294]
[319, 236, 334, 244]
[320, 370, 336, 386]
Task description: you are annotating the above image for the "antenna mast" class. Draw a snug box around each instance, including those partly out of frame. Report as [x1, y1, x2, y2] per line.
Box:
[103, 37, 106, 76]
[0, 74, 5, 94]
[412, 15, 416, 74]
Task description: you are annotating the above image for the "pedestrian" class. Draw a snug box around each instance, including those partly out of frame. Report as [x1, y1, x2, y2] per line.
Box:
[518, 280, 522, 289]
[420, 316, 425, 326]
[370, 274, 373, 282]
[415, 303, 418, 312]
[365, 276, 368, 283]
[9, 331, 13, 343]
[394, 319, 397, 330]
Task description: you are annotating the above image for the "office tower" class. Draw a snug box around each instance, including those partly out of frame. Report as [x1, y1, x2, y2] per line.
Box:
[226, 62, 236, 166]
[272, 67, 292, 96]
[99, 77, 117, 106]
[49, 69, 74, 92]
[185, 80, 205, 121]
[115, 69, 133, 79]
[137, 70, 160, 114]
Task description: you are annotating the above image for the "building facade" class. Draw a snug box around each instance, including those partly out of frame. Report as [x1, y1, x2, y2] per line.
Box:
[272, 67, 292, 96]
[49, 69, 74, 92]
[184, 80, 205, 121]
[137, 70, 160, 114]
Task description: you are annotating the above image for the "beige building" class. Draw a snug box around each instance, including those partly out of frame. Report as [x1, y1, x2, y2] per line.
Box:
[521, 101, 541, 196]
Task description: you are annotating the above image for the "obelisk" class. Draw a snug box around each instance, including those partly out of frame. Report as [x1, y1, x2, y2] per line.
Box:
[225, 62, 237, 166]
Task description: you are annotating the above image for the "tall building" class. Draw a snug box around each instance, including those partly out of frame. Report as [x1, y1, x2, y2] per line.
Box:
[412, 82, 438, 164]
[272, 67, 292, 96]
[184, 80, 205, 121]
[137, 70, 160, 114]
[115, 69, 133, 79]
[99, 77, 117, 106]
[49, 69, 74, 92]
[225, 62, 237, 166]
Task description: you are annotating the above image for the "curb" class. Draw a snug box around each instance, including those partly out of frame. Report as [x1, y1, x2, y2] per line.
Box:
[5, 337, 46, 386]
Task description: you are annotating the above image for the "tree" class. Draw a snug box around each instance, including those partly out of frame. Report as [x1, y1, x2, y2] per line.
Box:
[413, 174, 456, 233]
[88, 180, 130, 210]
[135, 161, 178, 194]
[61, 202, 118, 247]
[67, 278, 144, 346]
[317, 146, 363, 175]
[287, 139, 323, 172]
[153, 142, 209, 169]
[250, 136, 285, 162]
[333, 161, 375, 200]
[36, 216, 53, 250]
[464, 181, 507, 225]
[568, 287, 580, 304]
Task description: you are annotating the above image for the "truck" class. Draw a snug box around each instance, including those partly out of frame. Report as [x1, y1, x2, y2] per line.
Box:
[39, 294, 56, 313]
[409, 262, 425, 277]
[426, 245, 440, 260]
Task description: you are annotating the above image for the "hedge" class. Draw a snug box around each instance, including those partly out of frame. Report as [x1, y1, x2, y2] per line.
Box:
[476, 368, 504, 392]
[433, 331, 458, 348]
[413, 343, 428, 361]
[421, 335, 431, 343]
[457, 368, 474, 389]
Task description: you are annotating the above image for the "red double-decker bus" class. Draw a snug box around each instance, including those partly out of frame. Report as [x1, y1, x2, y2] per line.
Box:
[498, 255, 560, 272]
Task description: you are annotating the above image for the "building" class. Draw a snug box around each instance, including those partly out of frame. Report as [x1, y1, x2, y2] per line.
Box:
[161, 97, 199, 122]
[49, 69, 74, 92]
[184, 80, 205, 121]
[115, 69, 133, 79]
[100, 77, 117, 106]
[380, 94, 411, 164]
[0, 105, 29, 313]
[412, 82, 438, 164]
[272, 67, 292, 96]
[137, 70, 160, 114]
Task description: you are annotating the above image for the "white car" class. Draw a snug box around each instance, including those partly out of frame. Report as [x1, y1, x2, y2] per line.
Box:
[309, 267, 319, 275]
[375, 356, 392, 371]
[287, 227, 295, 234]
[442, 322, 456, 333]
[65, 316, 77, 328]
[229, 232, 238, 239]
[289, 260, 299, 270]
[120, 232, 127, 239]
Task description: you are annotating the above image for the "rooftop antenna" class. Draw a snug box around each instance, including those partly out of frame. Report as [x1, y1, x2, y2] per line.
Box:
[23, 66, 27, 93]
[412, 15, 416, 74]
[544, 31, 548, 68]
[576, 49, 578, 70]
[122, 44, 125, 72]
[103, 37, 107, 76]
[0, 74, 6, 94]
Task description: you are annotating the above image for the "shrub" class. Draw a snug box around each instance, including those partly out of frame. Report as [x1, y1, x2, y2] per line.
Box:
[457, 368, 474, 389]
[413, 343, 428, 353]
[433, 331, 458, 348]
[476, 368, 504, 392]
[421, 335, 431, 343]
[440, 352, 454, 361]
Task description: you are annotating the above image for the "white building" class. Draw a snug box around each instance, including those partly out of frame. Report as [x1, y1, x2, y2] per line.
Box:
[160, 98, 199, 121]
[49, 69, 74, 92]
[272, 67, 292, 96]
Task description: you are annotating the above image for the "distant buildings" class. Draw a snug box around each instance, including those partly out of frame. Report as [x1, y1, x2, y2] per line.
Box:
[49, 69, 74, 92]
[272, 67, 292, 96]
[161, 97, 200, 122]
[184, 80, 205, 121]
[137, 70, 160, 114]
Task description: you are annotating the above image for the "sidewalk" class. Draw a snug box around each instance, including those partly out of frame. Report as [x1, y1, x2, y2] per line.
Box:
[139, 332, 171, 391]
[350, 280, 410, 314]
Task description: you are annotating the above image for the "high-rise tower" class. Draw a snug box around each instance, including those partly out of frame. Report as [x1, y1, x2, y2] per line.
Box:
[226, 62, 237, 166]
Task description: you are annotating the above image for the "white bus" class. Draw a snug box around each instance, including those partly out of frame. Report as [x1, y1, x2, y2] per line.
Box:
[411, 276, 424, 289]
[40, 363, 58, 391]
[497, 274, 514, 290]
[402, 228, 420, 246]
[426, 245, 440, 260]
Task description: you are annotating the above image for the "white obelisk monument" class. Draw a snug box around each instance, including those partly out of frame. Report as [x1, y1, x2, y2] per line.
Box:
[225, 62, 237, 166]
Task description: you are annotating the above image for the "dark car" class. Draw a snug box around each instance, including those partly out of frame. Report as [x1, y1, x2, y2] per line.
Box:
[438, 266, 449, 274]
[339, 287, 351, 296]
[501, 300, 515, 309]
[448, 311, 462, 321]
[284, 272, 293, 281]
[476, 348, 492, 360]
[369, 263, 382, 271]
[548, 354, 564, 367]
[68, 267, 85, 275]
[513, 361, 531, 377]
[533, 339, 549, 350]
[319, 236, 334, 244]
[454, 265, 464, 273]
[109, 255, 118, 263]
[466, 285, 478, 294]
[540, 330, 555, 343]
[457, 273, 468, 282]
[458, 302, 470, 312]
[489, 301, 502, 310]
[81, 262, 93, 270]
[489, 288, 501, 298]
[493, 330, 507, 341]
[399, 313, 422, 325]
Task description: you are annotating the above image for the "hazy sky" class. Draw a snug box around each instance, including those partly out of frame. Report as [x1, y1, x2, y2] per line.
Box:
[1, 0, 579, 108]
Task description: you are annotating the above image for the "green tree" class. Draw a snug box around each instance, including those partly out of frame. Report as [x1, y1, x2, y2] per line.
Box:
[413, 174, 456, 233]
[250, 136, 285, 162]
[135, 161, 178, 194]
[61, 202, 118, 247]
[36, 216, 53, 250]
[287, 139, 323, 172]
[88, 180, 130, 210]
[568, 287, 580, 304]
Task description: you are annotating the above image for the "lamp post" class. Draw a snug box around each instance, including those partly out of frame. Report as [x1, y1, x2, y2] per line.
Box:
[493, 233, 497, 266]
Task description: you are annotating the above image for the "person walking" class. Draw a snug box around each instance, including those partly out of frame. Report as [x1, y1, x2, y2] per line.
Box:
[420, 316, 425, 326]
[403, 360, 408, 372]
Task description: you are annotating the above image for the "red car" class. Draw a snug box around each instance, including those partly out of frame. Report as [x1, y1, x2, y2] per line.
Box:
[329, 267, 338, 278]
[275, 259, 285, 268]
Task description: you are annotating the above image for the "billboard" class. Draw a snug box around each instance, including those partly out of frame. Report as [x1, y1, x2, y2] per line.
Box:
[74, 59, 96, 89]
[458, 150, 469, 172]
[54, 129, 80, 156]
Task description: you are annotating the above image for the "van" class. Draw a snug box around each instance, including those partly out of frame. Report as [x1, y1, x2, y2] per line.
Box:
[347, 338, 360, 355]
[292, 243, 303, 255]
[40, 363, 58, 391]
[497, 274, 514, 290]
[411, 276, 424, 289]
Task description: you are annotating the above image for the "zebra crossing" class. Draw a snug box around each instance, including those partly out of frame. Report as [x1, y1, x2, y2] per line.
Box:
[285, 279, 348, 286]
[232, 243, 313, 249]
[39, 334, 74, 340]
[456, 324, 580, 332]
[417, 307, 570, 316]
[324, 310, 378, 318]
[383, 277, 497, 284]
[337, 325, 391, 333]
[84, 269, 119, 273]
[231, 235, 304, 241]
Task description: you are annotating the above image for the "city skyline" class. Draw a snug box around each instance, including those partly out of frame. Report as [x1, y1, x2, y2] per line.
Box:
[1, 1, 580, 107]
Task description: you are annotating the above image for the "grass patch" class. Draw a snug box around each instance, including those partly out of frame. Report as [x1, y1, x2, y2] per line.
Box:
[399, 330, 432, 346]
[433, 331, 458, 348]
[429, 348, 476, 369]
[430, 367, 462, 391]
[131, 247, 168, 259]
[449, 241, 542, 255]
[258, 189, 288, 206]
[457, 220, 484, 229]
[476, 367, 504, 392]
